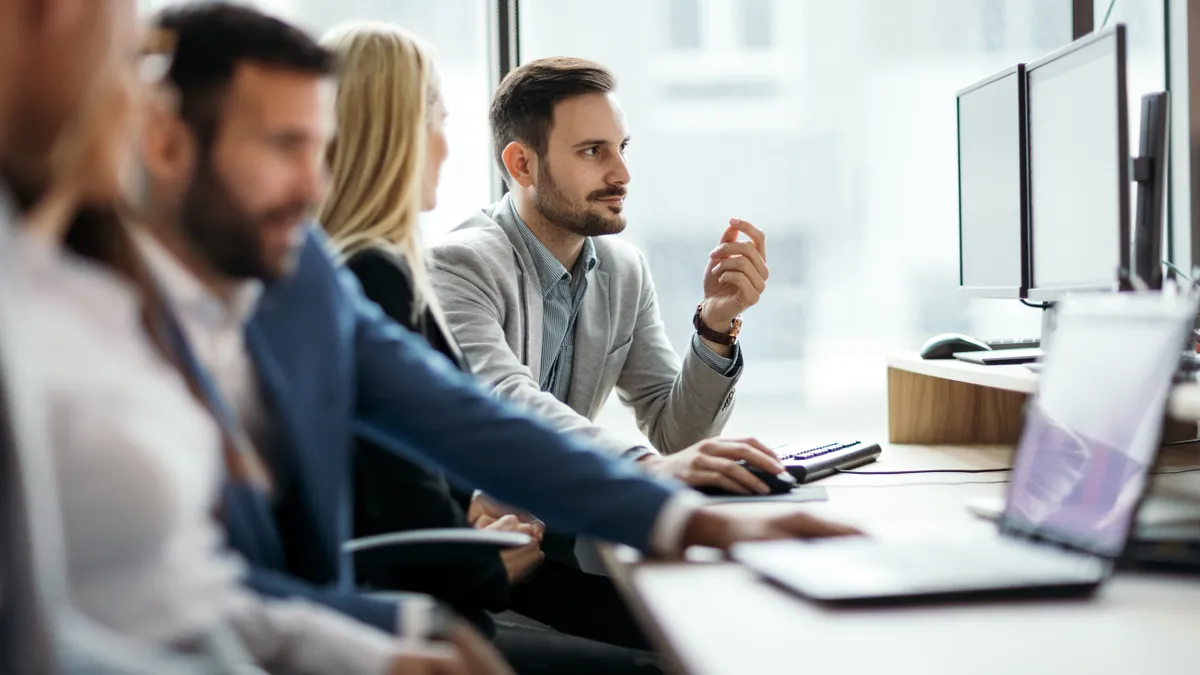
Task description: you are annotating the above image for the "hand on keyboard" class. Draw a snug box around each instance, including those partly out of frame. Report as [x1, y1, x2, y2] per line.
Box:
[681, 508, 863, 551]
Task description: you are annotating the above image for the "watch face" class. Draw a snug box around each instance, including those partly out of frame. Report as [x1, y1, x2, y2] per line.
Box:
[729, 317, 743, 338]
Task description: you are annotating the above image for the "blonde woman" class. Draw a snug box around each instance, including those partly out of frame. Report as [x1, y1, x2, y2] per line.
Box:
[320, 22, 666, 675]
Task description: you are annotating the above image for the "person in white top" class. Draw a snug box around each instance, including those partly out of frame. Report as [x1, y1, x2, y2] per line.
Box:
[0, 1, 506, 673]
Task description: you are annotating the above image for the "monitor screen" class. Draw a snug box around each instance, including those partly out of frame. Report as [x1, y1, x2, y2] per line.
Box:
[958, 68, 1025, 297]
[1027, 26, 1129, 299]
[1003, 294, 1188, 557]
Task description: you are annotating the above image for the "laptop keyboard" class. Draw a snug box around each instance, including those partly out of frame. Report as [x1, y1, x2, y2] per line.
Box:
[800, 537, 1105, 591]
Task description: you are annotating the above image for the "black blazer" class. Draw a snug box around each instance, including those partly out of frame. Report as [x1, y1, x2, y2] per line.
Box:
[347, 246, 509, 628]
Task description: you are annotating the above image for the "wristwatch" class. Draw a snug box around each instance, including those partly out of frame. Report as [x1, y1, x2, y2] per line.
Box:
[693, 302, 742, 346]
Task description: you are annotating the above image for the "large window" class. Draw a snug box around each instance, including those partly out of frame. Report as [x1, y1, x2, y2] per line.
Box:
[138, 0, 493, 241]
[521, 0, 1072, 440]
[137, 0, 1091, 442]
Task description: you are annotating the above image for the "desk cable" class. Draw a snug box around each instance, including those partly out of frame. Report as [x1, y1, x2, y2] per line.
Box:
[834, 467, 1200, 476]
[833, 467, 1011, 476]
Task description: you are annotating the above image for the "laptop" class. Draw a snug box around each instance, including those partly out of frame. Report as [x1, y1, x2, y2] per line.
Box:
[733, 292, 1198, 602]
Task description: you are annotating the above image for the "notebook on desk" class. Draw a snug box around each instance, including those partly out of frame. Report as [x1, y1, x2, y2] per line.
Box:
[734, 291, 1199, 603]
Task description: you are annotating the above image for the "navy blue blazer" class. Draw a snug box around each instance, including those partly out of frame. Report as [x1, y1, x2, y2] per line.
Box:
[226, 228, 679, 633]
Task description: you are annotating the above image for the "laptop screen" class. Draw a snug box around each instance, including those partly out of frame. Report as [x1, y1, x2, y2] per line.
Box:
[1002, 294, 1194, 557]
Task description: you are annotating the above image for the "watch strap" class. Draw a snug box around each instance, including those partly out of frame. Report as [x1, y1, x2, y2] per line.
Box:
[692, 303, 740, 346]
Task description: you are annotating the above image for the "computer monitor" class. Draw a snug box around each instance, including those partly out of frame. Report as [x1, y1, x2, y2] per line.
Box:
[1132, 92, 1170, 291]
[957, 64, 1028, 298]
[1026, 25, 1130, 301]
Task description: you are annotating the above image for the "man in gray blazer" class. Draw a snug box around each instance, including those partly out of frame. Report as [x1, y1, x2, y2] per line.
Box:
[431, 57, 782, 498]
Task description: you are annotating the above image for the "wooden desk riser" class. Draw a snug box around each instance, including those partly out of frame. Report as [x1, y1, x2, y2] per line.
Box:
[887, 353, 1200, 456]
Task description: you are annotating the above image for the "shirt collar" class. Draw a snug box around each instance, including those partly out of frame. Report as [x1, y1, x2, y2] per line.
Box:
[508, 198, 598, 298]
[0, 182, 14, 235]
[133, 228, 263, 332]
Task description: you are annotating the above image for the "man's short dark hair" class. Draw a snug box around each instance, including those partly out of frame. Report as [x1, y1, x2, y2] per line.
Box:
[155, 2, 337, 145]
[489, 57, 616, 182]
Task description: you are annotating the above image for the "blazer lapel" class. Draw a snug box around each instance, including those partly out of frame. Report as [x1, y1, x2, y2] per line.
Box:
[520, 256, 545, 381]
[243, 324, 329, 556]
[491, 196, 545, 380]
[568, 267, 611, 415]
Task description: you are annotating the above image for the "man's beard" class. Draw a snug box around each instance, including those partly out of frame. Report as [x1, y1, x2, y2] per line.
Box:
[178, 160, 312, 282]
[531, 161, 627, 238]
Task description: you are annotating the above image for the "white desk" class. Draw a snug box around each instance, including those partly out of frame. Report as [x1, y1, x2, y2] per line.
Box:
[601, 444, 1200, 675]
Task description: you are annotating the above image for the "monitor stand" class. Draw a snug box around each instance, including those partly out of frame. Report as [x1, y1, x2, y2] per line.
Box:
[1040, 302, 1057, 346]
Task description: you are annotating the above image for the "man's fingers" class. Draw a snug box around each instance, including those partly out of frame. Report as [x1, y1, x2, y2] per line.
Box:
[718, 225, 739, 244]
[696, 455, 771, 495]
[486, 515, 521, 532]
[712, 258, 766, 292]
[699, 441, 786, 473]
[508, 543, 542, 564]
[387, 645, 468, 675]
[731, 438, 779, 460]
[501, 544, 543, 583]
[427, 650, 469, 675]
[708, 241, 769, 280]
[513, 521, 542, 539]
[688, 469, 753, 495]
[772, 512, 863, 538]
[717, 272, 762, 304]
[729, 218, 766, 260]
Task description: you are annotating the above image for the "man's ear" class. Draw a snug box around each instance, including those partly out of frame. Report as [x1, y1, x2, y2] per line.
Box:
[501, 141, 537, 189]
[140, 90, 195, 187]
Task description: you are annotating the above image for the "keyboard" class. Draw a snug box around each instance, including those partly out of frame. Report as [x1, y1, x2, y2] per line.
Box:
[774, 441, 882, 483]
[982, 337, 1041, 350]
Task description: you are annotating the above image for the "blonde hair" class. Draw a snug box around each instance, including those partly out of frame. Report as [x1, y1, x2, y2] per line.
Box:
[319, 22, 440, 319]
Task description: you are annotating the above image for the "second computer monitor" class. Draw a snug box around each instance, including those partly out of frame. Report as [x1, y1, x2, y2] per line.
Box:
[958, 65, 1027, 298]
[1026, 25, 1130, 301]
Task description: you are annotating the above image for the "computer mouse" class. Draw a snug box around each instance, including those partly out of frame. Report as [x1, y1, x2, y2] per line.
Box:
[695, 462, 796, 496]
[919, 333, 991, 360]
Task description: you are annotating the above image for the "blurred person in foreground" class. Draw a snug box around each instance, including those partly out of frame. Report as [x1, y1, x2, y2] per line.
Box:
[1, 1, 505, 673]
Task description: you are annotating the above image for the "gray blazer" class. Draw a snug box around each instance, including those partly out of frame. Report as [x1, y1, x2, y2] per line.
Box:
[429, 195, 739, 456]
